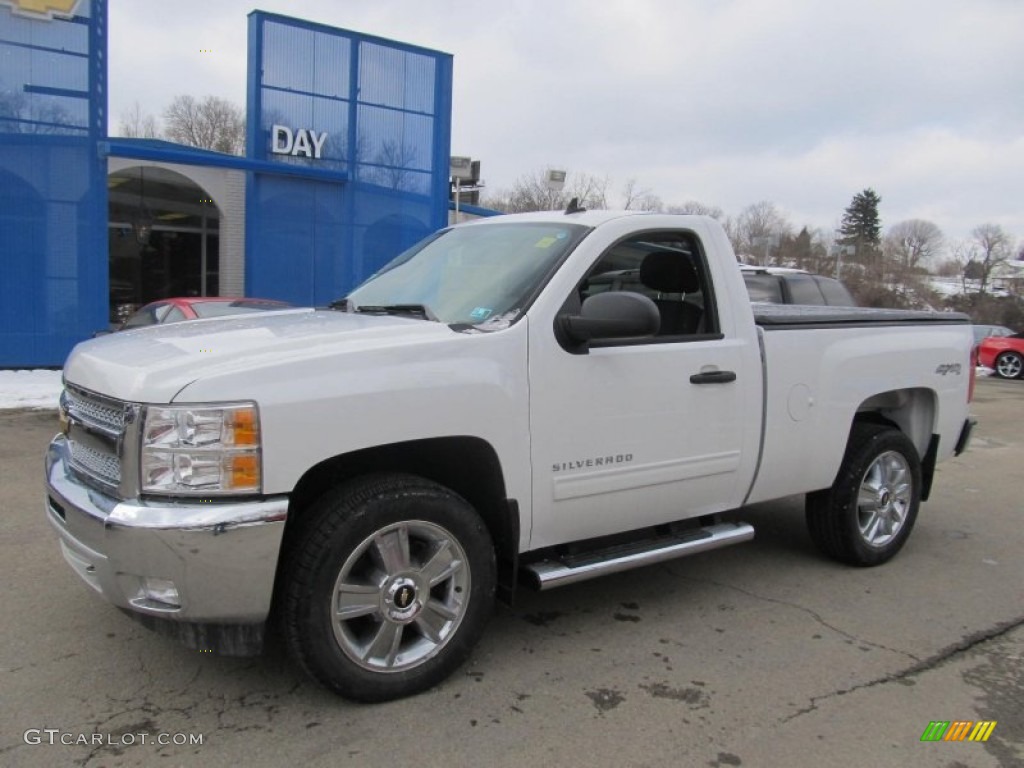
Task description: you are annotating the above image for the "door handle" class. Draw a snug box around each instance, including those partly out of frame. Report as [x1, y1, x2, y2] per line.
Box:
[690, 370, 737, 384]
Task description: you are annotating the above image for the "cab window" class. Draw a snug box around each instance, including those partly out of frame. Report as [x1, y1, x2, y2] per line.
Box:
[572, 231, 718, 340]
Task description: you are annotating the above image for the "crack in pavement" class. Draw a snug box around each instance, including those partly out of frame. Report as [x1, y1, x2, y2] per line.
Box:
[669, 569, 921, 661]
[779, 615, 1024, 723]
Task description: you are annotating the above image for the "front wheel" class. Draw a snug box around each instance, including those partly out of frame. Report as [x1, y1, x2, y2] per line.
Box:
[806, 423, 922, 567]
[281, 473, 496, 702]
[994, 351, 1023, 379]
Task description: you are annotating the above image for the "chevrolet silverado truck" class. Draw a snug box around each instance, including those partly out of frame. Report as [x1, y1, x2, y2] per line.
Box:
[45, 210, 976, 702]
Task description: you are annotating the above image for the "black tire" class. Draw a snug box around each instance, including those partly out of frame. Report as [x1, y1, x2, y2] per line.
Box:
[993, 351, 1024, 380]
[282, 473, 495, 702]
[806, 423, 922, 567]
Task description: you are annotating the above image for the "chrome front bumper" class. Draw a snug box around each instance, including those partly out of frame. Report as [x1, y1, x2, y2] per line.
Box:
[45, 435, 288, 625]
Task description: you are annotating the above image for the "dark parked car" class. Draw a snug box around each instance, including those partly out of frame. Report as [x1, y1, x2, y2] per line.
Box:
[117, 297, 293, 330]
[583, 259, 856, 311]
[740, 266, 856, 307]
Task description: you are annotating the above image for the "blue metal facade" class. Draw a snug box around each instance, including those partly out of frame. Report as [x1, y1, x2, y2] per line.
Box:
[0, 0, 107, 367]
[0, 6, 452, 366]
[246, 12, 453, 305]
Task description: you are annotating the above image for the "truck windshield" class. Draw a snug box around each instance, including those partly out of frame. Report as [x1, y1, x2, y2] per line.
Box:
[345, 221, 589, 327]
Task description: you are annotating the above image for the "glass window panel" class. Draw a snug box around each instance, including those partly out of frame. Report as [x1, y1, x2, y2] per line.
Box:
[261, 23, 313, 91]
[313, 32, 351, 99]
[1, 10, 88, 50]
[260, 90, 349, 171]
[743, 274, 784, 303]
[359, 43, 435, 113]
[356, 105, 433, 173]
[786, 274, 826, 305]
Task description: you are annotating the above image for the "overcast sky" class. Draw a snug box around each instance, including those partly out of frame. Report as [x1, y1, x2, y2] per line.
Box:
[108, 0, 1024, 246]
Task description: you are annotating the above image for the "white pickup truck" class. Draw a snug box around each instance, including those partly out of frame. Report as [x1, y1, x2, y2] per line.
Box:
[46, 210, 976, 702]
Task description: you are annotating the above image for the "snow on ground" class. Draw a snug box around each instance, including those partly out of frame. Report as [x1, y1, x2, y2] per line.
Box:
[928, 277, 964, 299]
[0, 370, 63, 410]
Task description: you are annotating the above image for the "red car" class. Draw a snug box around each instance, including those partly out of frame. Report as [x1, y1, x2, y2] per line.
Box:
[977, 331, 1024, 379]
[120, 297, 293, 330]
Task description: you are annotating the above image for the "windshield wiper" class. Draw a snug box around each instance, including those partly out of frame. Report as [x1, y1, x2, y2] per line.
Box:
[327, 298, 350, 310]
[353, 303, 438, 321]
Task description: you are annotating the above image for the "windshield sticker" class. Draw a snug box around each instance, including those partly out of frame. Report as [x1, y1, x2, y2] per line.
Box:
[470, 307, 493, 321]
[534, 236, 558, 249]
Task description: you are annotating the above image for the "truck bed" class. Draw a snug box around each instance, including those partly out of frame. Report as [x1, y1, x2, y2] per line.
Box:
[752, 304, 971, 329]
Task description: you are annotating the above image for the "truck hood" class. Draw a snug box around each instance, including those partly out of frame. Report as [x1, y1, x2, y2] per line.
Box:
[63, 309, 458, 403]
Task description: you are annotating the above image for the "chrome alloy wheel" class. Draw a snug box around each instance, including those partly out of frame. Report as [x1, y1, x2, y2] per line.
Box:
[331, 520, 470, 672]
[856, 451, 912, 548]
[996, 352, 1022, 379]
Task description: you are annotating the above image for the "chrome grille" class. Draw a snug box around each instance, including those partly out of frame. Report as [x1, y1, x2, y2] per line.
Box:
[64, 387, 125, 433]
[62, 385, 127, 493]
[68, 439, 121, 486]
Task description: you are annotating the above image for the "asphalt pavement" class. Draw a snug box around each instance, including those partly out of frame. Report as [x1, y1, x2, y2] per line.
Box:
[1, 377, 1021, 767]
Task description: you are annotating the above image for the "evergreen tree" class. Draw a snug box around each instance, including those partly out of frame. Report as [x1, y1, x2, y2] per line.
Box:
[837, 188, 882, 277]
[838, 188, 882, 249]
[792, 226, 813, 270]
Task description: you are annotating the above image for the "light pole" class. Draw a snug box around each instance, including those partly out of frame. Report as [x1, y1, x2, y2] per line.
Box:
[449, 156, 482, 220]
[546, 169, 566, 209]
[831, 244, 855, 279]
[752, 235, 779, 266]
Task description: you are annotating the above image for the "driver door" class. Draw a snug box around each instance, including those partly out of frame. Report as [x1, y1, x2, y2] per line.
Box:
[527, 229, 760, 549]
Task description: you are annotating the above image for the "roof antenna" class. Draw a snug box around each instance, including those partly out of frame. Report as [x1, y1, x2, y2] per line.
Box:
[564, 197, 587, 215]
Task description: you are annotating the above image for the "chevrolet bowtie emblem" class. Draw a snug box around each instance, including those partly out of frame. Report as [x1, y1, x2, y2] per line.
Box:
[1, 0, 82, 20]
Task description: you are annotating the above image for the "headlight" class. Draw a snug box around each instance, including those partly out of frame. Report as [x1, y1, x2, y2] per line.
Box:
[140, 403, 262, 495]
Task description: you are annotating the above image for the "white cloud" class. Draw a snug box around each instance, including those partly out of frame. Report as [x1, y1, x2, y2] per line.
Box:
[107, 0, 1024, 243]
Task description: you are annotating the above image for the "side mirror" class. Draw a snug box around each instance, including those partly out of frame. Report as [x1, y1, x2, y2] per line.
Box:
[558, 291, 660, 348]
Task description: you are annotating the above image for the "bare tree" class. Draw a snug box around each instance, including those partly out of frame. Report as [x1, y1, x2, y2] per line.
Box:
[568, 172, 609, 210]
[163, 95, 245, 155]
[934, 257, 962, 278]
[971, 223, 1012, 295]
[732, 201, 792, 265]
[947, 240, 978, 293]
[118, 101, 159, 139]
[0, 88, 76, 134]
[621, 178, 648, 210]
[666, 200, 724, 219]
[373, 140, 419, 189]
[621, 178, 662, 211]
[885, 219, 944, 272]
[880, 219, 944, 304]
[487, 169, 609, 213]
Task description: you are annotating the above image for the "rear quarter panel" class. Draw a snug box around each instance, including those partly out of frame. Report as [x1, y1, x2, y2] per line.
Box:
[746, 322, 972, 504]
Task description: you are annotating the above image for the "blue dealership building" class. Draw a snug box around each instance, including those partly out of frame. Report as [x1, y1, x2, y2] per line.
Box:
[0, 1, 458, 366]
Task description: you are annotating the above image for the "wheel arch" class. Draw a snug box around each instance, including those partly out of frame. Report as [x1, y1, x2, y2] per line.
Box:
[853, 387, 937, 499]
[283, 436, 519, 599]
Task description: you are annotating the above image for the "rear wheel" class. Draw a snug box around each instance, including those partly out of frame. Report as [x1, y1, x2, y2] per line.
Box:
[806, 423, 921, 566]
[994, 351, 1023, 379]
[282, 473, 496, 701]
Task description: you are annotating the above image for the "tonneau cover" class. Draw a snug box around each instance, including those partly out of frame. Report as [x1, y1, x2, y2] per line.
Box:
[753, 304, 970, 328]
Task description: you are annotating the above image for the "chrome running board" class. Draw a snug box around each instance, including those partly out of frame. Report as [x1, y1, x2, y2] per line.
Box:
[522, 521, 754, 590]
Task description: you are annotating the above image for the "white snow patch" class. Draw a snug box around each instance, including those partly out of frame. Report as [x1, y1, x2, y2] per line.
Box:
[0, 370, 63, 410]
